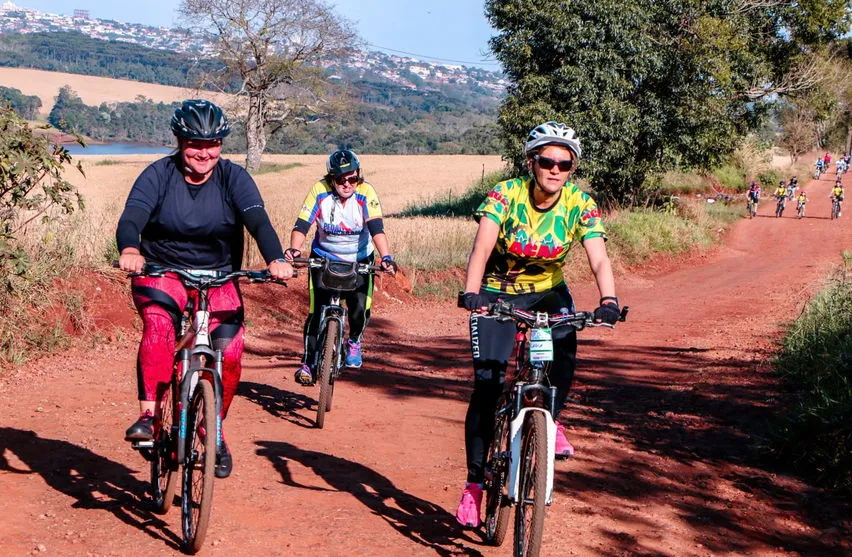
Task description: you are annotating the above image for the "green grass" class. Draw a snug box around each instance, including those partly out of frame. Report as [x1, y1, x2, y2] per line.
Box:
[768, 256, 852, 491]
[713, 163, 746, 190]
[94, 159, 123, 166]
[251, 162, 304, 175]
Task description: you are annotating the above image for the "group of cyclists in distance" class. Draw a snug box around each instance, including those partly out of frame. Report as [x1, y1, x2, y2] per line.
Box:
[114, 100, 621, 530]
[745, 151, 846, 220]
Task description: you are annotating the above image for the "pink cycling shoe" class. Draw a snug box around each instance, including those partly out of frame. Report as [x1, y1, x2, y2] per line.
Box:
[454, 482, 483, 528]
[555, 422, 575, 459]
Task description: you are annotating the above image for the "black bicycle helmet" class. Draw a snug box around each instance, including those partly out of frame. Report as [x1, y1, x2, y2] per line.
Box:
[170, 99, 231, 140]
[326, 149, 360, 176]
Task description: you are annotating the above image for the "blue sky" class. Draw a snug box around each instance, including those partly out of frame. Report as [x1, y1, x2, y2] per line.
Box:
[14, 0, 501, 69]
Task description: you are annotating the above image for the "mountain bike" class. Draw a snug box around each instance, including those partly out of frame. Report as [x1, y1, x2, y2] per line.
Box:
[775, 195, 786, 218]
[119, 263, 284, 553]
[797, 201, 806, 219]
[746, 197, 757, 218]
[292, 256, 383, 429]
[831, 197, 842, 219]
[479, 302, 628, 557]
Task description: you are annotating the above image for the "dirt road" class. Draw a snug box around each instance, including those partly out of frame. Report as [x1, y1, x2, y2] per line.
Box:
[1, 172, 850, 556]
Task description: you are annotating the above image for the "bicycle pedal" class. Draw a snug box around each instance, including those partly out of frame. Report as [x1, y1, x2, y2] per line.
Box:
[131, 440, 155, 450]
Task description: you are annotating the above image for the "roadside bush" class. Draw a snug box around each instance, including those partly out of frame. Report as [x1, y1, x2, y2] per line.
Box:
[0, 106, 84, 366]
[769, 259, 852, 491]
[713, 163, 746, 190]
[758, 168, 782, 187]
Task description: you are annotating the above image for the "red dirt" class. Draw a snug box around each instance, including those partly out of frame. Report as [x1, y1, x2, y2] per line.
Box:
[1, 171, 850, 556]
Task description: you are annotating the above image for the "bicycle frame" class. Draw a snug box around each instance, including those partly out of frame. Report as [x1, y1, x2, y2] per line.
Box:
[318, 295, 347, 373]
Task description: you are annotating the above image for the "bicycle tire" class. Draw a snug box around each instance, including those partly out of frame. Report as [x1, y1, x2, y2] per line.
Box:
[513, 412, 548, 557]
[181, 380, 216, 554]
[484, 411, 511, 546]
[150, 377, 178, 514]
[316, 318, 340, 429]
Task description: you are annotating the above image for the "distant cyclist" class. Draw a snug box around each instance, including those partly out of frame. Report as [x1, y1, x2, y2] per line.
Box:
[795, 190, 808, 218]
[285, 149, 397, 386]
[815, 158, 825, 177]
[747, 181, 760, 213]
[116, 99, 292, 479]
[830, 180, 844, 217]
[775, 181, 788, 201]
[823, 152, 831, 169]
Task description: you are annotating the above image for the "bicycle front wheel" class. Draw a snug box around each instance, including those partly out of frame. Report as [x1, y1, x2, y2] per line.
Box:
[484, 412, 511, 546]
[150, 377, 178, 514]
[181, 380, 216, 554]
[316, 318, 340, 429]
[514, 412, 548, 557]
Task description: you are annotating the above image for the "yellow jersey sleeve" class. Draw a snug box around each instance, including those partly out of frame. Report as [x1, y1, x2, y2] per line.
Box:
[296, 181, 329, 224]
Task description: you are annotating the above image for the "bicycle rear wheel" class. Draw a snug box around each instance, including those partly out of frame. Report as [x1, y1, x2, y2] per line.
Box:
[514, 412, 548, 557]
[181, 380, 216, 554]
[150, 377, 178, 514]
[484, 412, 511, 546]
[316, 318, 340, 429]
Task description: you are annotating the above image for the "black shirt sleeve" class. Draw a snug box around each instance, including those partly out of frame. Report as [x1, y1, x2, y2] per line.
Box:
[116, 205, 151, 252]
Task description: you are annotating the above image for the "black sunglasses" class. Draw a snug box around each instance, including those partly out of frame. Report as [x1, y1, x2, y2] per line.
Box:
[335, 174, 359, 185]
[534, 154, 574, 171]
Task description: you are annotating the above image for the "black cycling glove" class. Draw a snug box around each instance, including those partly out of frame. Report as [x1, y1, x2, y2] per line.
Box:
[380, 255, 399, 274]
[458, 291, 490, 311]
[283, 248, 301, 262]
[593, 302, 621, 325]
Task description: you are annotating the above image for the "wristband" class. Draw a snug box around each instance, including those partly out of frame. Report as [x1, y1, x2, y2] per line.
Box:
[274, 258, 287, 263]
[382, 255, 394, 262]
[599, 296, 619, 306]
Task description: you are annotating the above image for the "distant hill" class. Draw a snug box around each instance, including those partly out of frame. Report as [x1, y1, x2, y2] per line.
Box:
[0, 4, 506, 154]
[0, 31, 501, 154]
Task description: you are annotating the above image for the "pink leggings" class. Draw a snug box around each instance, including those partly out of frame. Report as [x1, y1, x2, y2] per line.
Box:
[131, 274, 244, 418]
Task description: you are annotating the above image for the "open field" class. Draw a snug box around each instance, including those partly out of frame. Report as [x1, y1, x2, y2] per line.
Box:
[56, 153, 506, 275]
[0, 67, 230, 117]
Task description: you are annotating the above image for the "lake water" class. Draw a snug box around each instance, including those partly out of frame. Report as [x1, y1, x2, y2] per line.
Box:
[64, 142, 173, 155]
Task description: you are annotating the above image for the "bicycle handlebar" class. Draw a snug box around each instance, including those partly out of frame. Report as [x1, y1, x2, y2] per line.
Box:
[486, 301, 629, 330]
[291, 256, 384, 275]
[112, 262, 287, 287]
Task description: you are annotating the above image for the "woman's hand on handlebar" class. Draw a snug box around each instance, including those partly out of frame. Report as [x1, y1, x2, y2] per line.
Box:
[118, 249, 146, 273]
[268, 258, 294, 281]
[458, 291, 490, 311]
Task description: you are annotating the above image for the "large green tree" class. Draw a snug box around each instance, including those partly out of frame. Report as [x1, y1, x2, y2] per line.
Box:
[178, 0, 358, 172]
[486, 0, 851, 203]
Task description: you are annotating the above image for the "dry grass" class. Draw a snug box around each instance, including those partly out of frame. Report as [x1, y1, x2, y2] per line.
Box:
[54, 153, 505, 269]
[0, 67, 231, 118]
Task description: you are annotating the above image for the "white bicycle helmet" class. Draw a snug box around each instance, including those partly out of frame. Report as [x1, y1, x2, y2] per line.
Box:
[524, 121, 582, 158]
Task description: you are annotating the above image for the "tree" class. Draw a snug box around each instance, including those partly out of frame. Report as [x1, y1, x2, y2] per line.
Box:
[179, 0, 358, 172]
[0, 106, 83, 289]
[485, 0, 851, 203]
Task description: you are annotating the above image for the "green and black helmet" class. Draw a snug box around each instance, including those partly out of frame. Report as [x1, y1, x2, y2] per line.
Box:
[170, 99, 231, 140]
[327, 149, 360, 176]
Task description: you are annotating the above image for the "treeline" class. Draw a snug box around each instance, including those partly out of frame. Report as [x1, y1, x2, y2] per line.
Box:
[48, 86, 177, 144]
[0, 31, 219, 88]
[46, 84, 501, 154]
[0, 86, 41, 119]
[6, 31, 501, 154]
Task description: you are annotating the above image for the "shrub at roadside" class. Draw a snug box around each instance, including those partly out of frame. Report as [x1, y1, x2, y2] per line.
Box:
[0, 106, 85, 366]
[769, 262, 852, 491]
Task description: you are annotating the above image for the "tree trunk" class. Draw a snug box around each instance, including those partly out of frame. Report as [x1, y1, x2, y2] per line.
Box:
[245, 92, 267, 173]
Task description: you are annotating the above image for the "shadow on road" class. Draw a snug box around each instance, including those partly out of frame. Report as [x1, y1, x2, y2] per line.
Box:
[255, 440, 484, 557]
[237, 381, 316, 428]
[0, 427, 182, 550]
